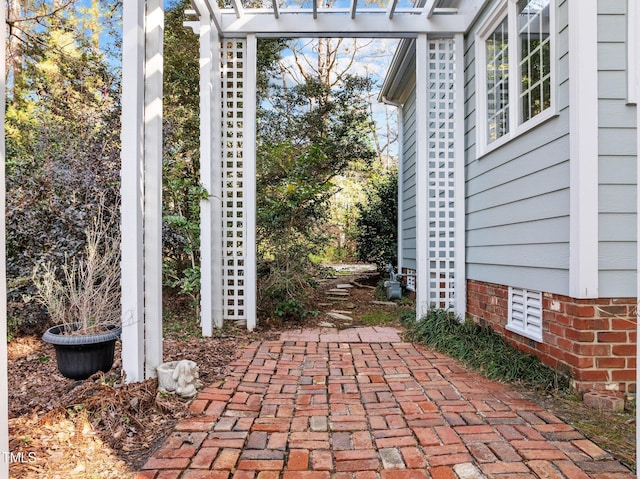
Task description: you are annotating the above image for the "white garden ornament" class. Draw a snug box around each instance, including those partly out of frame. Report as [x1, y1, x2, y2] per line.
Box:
[156, 360, 203, 398]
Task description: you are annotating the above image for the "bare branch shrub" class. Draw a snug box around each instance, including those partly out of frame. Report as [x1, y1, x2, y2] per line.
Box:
[32, 205, 121, 335]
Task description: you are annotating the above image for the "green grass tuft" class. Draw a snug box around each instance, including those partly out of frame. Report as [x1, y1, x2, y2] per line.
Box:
[403, 309, 571, 392]
[360, 311, 397, 326]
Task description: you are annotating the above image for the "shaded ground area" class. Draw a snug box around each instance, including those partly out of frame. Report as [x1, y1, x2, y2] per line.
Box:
[6, 278, 636, 478]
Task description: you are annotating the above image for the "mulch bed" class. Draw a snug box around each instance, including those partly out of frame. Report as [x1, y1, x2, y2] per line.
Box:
[7, 312, 270, 478]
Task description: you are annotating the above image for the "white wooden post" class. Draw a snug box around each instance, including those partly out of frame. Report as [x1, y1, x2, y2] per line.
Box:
[245, 34, 258, 331]
[568, 0, 599, 299]
[0, 0, 9, 473]
[200, 15, 224, 336]
[121, 0, 147, 383]
[454, 32, 466, 318]
[121, 0, 164, 381]
[415, 33, 429, 319]
[144, 0, 164, 378]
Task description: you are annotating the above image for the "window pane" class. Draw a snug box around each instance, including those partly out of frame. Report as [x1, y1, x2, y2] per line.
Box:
[518, 0, 551, 123]
[486, 17, 509, 142]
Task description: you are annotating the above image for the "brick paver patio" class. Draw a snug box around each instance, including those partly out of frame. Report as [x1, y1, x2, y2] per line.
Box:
[137, 326, 635, 479]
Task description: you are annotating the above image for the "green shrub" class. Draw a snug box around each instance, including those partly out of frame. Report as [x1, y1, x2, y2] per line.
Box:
[404, 309, 571, 392]
[355, 167, 398, 270]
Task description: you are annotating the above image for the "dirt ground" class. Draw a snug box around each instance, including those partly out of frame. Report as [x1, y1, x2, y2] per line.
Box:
[7, 273, 637, 477]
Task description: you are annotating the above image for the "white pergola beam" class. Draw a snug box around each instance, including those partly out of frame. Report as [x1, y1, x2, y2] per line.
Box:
[121, 0, 147, 383]
[434, 7, 459, 14]
[0, 0, 9, 476]
[230, 0, 245, 18]
[192, 0, 223, 34]
[218, 12, 467, 35]
[387, 0, 399, 19]
[422, 0, 437, 17]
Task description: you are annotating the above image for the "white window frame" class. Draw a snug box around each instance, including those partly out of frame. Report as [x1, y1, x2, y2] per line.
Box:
[507, 286, 543, 343]
[475, 0, 557, 157]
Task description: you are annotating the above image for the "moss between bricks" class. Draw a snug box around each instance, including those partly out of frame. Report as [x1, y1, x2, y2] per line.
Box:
[402, 309, 571, 392]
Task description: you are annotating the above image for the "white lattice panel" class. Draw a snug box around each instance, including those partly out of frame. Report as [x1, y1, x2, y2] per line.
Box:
[220, 40, 246, 322]
[427, 39, 456, 310]
[405, 268, 416, 292]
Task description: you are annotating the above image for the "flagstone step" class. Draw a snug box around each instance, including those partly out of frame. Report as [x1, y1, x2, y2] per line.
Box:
[327, 289, 350, 297]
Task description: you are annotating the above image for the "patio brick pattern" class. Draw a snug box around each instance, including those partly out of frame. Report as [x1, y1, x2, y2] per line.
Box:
[137, 326, 635, 479]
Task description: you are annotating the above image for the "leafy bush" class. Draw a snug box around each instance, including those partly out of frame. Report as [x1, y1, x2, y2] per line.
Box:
[355, 167, 398, 270]
[162, 0, 203, 309]
[404, 309, 571, 391]
[256, 75, 376, 320]
[5, 6, 121, 331]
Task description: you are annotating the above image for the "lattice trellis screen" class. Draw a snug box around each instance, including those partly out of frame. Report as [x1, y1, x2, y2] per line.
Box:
[220, 39, 246, 323]
[427, 39, 456, 309]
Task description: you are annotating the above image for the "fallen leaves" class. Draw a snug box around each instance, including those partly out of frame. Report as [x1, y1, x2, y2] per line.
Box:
[7, 315, 262, 478]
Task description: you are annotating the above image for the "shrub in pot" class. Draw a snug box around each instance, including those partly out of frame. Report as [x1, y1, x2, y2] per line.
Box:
[32, 208, 121, 380]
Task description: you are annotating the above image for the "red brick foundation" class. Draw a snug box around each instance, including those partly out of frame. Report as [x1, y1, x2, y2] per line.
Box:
[466, 279, 637, 394]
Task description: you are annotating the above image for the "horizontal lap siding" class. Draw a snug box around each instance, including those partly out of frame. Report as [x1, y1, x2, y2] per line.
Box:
[401, 86, 417, 270]
[597, 0, 637, 298]
[464, 0, 571, 296]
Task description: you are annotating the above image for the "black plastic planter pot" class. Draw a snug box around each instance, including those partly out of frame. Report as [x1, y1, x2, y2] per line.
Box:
[42, 324, 122, 380]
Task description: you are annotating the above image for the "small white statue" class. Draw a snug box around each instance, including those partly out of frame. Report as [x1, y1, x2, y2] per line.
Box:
[157, 360, 203, 398]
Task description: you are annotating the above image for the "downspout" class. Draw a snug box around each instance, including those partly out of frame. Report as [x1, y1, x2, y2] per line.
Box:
[633, 0, 640, 473]
[381, 97, 404, 278]
[454, 33, 466, 318]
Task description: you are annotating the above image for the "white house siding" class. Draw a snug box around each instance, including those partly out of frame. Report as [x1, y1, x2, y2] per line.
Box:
[597, 0, 637, 297]
[401, 85, 418, 271]
[464, 0, 572, 296]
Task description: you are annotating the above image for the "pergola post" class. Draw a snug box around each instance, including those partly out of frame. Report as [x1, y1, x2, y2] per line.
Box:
[415, 33, 429, 319]
[200, 13, 224, 336]
[244, 34, 258, 331]
[121, 0, 164, 382]
[143, 0, 164, 378]
[121, 0, 146, 382]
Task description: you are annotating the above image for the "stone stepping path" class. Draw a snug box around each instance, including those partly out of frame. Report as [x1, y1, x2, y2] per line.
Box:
[137, 326, 635, 479]
[322, 282, 358, 326]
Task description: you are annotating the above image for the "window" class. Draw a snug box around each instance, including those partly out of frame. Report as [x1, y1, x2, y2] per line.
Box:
[507, 287, 543, 342]
[518, 0, 552, 121]
[486, 16, 510, 141]
[477, 0, 555, 154]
